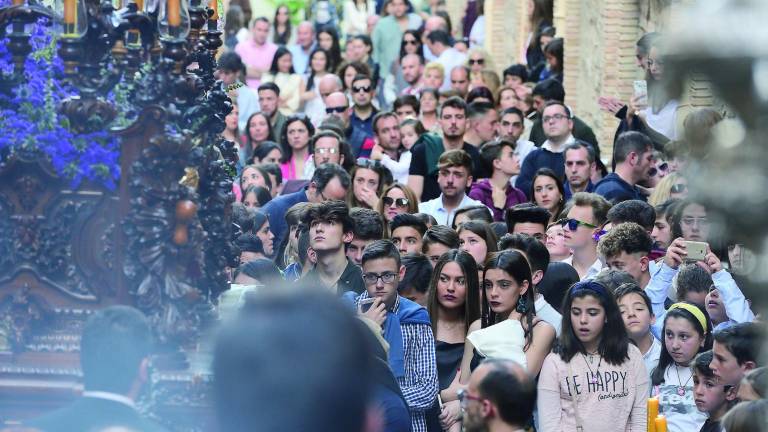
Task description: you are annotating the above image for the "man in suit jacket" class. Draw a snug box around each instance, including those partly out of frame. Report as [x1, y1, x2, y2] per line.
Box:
[26, 306, 167, 432]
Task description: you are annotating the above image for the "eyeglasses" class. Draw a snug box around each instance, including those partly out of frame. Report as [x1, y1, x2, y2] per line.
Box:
[362, 272, 397, 285]
[315, 147, 339, 154]
[356, 158, 382, 169]
[325, 106, 347, 114]
[383, 197, 409, 207]
[558, 218, 597, 231]
[457, 388, 484, 409]
[671, 183, 687, 194]
[681, 216, 708, 227]
[403, 39, 418, 45]
[542, 113, 570, 123]
[468, 59, 485, 65]
[352, 85, 372, 93]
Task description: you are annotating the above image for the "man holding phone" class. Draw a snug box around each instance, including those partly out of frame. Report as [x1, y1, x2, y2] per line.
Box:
[347, 240, 438, 432]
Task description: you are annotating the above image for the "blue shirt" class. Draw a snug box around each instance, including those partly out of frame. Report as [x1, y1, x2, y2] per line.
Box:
[288, 43, 315, 75]
[593, 173, 646, 204]
[348, 108, 377, 158]
[515, 147, 565, 199]
[261, 189, 308, 250]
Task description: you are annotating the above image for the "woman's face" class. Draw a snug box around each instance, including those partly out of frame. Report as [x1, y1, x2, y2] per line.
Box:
[277, 53, 293, 73]
[383, 187, 408, 222]
[648, 46, 664, 81]
[402, 33, 420, 55]
[311, 51, 328, 73]
[258, 148, 282, 165]
[344, 66, 357, 90]
[318, 32, 333, 51]
[286, 120, 310, 150]
[353, 168, 380, 204]
[539, 35, 553, 52]
[664, 316, 705, 366]
[243, 191, 259, 208]
[545, 224, 570, 258]
[499, 89, 519, 110]
[459, 230, 488, 267]
[241, 167, 268, 190]
[436, 261, 467, 311]
[424, 69, 443, 89]
[545, 52, 558, 70]
[420, 92, 437, 114]
[248, 115, 269, 143]
[225, 105, 239, 131]
[484, 268, 527, 317]
[533, 176, 561, 213]
[256, 221, 275, 256]
[468, 52, 485, 74]
[276, 6, 289, 24]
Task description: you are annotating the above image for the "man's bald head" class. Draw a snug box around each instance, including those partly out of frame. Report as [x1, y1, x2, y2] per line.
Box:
[296, 21, 315, 48]
[401, 54, 424, 86]
[318, 75, 344, 101]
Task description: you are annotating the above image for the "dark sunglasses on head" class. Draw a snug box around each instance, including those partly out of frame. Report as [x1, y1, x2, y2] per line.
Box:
[671, 183, 687, 194]
[325, 106, 347, 114]
[383, 197, 409, 207]
[558, 218, 597, 231]
[353, 85, 372, 93]
[468, 59, 485, 65]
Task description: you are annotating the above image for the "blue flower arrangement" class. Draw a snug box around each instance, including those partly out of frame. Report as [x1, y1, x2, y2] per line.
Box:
[0, 0, 121, 190]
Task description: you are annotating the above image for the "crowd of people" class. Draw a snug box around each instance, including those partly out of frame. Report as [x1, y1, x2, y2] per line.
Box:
[18, 0, 767, 431]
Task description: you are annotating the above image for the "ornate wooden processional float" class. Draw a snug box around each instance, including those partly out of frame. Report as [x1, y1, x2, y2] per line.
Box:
[0, 0, 235, 428]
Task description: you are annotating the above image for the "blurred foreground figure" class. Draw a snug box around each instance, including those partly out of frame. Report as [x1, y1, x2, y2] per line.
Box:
[213, 289, 377, 432]
[26, 306, 166, 432]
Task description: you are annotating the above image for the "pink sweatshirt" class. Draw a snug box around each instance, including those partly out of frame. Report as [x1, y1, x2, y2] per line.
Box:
[537, 344, 648, 432]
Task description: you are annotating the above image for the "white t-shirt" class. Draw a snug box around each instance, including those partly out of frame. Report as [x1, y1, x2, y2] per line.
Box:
[642, 336, 662, 384]
[652, 364, 708, 432]
[644, 99, 679, 140]
[535, 295, 562, 337]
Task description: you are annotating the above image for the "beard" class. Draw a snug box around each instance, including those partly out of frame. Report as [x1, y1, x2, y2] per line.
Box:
[463, 411, 490, 432]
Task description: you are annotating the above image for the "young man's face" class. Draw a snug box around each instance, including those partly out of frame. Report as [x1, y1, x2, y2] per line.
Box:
[352, 78, 374, 108]
[375, 116, 401, 151]
[511, 222, 546, 242]
[710, 340, 752, 386]
[472, 110, 499, 143]
[437, 165, 472, 199]
[617, 292, 655, 341]
[693, 370, 733, 415]
[564, 205, 597, 250]
[347, 237, 374, 267]
[439, 106, 467, 140]
[605, 252, 649, 284]
[391, 226, 423, 255]
[498, 112, 524, 141]
[252, 20, 269, 45]
[496, 144, 520, 176]
[541, 104, 573, 142]
[258, 89, 279, 117]
[309, 219, 352, 253]
[362, 257, 404, 308]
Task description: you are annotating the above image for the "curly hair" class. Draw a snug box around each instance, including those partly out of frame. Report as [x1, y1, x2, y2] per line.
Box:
[597, 222, 653, 259]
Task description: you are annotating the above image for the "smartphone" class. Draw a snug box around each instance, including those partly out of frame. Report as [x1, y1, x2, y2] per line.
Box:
[683, 241, 708, 261]
[633, 80, 648, 105]
[359, 297, 377, 313]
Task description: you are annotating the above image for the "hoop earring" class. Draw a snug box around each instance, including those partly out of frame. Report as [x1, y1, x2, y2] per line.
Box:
[515, 296, 528, 314]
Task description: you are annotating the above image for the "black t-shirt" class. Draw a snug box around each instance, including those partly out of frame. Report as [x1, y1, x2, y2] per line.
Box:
[409, 141, 485, 202]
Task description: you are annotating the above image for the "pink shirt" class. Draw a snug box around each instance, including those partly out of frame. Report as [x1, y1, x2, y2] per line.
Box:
[234, 39, 278, 89]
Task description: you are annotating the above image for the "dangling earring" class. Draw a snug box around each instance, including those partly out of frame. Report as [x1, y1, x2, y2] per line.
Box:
[516, 296, 528, 314]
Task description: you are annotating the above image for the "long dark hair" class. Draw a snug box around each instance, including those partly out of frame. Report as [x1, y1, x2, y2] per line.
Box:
[279, 115, 315, 163]
[244, 112, 275, 163]
[426, 250, 480, 335]
[271, 4, 292, 45]
[306, 48, 330, 91]
[317, 26, 342, 72]
[531, 167, 565, 220]
[558, 280, 630, 365]
[481, 250, 536, 350]
[651, 302, 713, 386]
[269, 46, 295, 74]
[399, 29, 424, 61]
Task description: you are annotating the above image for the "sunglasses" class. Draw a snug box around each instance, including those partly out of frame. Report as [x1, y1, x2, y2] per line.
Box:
[558, 218, 597, 231]
[325, 106, 347, 114]
[352, 85, 372, 93]
[670, 183, 687, 194]
[356, 158, 382, 169]
[468, 59, 485, 65]
[383, 197, 409, 207]
[403, 39, 418, 45]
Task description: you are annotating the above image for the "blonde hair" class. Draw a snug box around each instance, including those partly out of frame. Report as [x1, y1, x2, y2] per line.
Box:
[476, 69, 501, 95]
[424, 62, 445, 81]
[465, 47, 496, 72]
[648, 173, 684, 207]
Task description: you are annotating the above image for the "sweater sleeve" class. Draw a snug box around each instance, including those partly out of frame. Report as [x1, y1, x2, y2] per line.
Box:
[712, 270, 755, 325]
[536, 353, 563, 432]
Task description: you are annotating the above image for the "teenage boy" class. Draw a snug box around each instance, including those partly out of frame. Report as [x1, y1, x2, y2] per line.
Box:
[561, 192, 611, 280]
[505, 203, 551, 241]
[300, 200, 366, 295]
[348, 240, 438, 432]
[418, 149, 488, 226]
[469, 140, 527, 222]
[347, 208, 385, 267]
[693, 351, 738, 432]
[614, 283, 660, 382]
[597, 222, 653, 289]
[710, 322, 766, 387]
[390, 214, 428, 256]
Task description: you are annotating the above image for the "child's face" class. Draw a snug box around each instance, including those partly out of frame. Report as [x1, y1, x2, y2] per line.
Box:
[617, 293, 655, 341]
[400, 124, 418, 149]
[693, 370, 729, 414]
[711, 340, 749, 386]
[664, 316, 705, 366]
[705, 289, 727, 325]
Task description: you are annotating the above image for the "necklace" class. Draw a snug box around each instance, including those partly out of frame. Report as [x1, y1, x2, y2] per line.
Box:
[674, 364, 693, 396]
[585, 348, 600, 364]
[582, 353, 603, 384]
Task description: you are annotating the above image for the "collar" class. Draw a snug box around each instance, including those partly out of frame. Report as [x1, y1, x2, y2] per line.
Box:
[82, 391, 136, 409]
[433, 193, 470, 210]
[541, 134, 575, 153]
